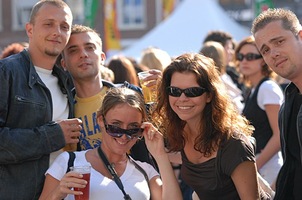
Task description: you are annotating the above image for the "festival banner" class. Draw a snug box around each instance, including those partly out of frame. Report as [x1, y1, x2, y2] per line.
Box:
[104, 0, 121, 56]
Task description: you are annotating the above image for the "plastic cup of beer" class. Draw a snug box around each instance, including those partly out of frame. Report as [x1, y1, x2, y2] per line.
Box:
[70, 165, 91, 200]
[138, 71, 157, 104]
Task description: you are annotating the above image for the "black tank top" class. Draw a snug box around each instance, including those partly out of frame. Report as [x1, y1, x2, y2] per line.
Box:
[242, 78, 272, 153]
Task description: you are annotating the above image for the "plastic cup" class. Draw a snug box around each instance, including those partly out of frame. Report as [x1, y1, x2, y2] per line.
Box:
[70, 165, 91, 200]
[137, 71, 157, 104]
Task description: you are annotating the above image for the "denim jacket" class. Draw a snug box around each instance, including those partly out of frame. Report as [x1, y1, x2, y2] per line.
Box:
[274, 83, 302, 199]
[0, 49, 75, 199]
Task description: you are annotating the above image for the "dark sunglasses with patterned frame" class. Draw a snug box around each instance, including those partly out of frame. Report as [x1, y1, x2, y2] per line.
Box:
[102, 116, 144, 140]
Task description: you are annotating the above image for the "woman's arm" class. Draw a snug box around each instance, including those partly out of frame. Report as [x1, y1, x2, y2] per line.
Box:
[256, 104, 281, 169]
[142, 122, 182, 200]
[231, 161, 260, 200]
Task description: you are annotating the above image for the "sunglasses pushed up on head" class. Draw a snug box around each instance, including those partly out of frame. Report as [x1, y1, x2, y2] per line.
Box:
[102, 116, 144, 140]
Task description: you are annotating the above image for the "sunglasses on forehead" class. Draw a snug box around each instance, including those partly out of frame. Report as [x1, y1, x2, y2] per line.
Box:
[166, 86, 207, 97]
[236, 53, 262, 61]
[102, 116, 144, 140]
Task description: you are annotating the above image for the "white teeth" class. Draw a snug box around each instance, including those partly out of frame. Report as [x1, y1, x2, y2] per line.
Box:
[116, 139, 127, 145]
[178, 106, 191, 110]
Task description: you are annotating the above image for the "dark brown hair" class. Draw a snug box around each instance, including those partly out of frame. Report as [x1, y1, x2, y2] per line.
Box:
[153, 53, 253, 157]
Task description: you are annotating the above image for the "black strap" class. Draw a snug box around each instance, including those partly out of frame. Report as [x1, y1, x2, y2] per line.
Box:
[66, 152, 76, 173]
[97, 147, 132, 200]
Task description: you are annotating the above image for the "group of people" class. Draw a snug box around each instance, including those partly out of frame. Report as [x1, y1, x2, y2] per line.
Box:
[1, 0, 302, 199]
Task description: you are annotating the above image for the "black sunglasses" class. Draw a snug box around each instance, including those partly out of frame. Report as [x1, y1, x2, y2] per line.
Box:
[103, 116, 144, 140]
[236, 53, 262, 61]
[166, 86, 207, 97]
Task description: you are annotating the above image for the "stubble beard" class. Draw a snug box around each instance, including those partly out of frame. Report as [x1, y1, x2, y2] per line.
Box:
[45, 48, 61, 57]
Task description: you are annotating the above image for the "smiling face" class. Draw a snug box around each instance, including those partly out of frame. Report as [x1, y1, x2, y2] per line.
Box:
[62, 32, 106, 81]
[26, 3, 72, 58]
[254, 20, 302, 82]
[169, 72, 211, 125]
[99, 103, 142, 156]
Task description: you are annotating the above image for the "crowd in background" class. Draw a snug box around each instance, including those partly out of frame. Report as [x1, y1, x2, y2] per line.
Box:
[1, 0, 302, 200]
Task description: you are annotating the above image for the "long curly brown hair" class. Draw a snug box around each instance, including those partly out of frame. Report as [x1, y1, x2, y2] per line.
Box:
[152, 53, 254, 157]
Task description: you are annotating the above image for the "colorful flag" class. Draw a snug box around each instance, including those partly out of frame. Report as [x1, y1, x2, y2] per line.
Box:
[162, 0, 175, 19]
[84, 0, 99, 27]
[104, 0, 121, 57]
[255, 0, 274, 16]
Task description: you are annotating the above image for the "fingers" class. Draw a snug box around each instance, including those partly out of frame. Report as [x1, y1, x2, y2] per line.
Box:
[60, 173, 87, 195]
[141, 122, 162, 140]
[58, 119, 83, 144]
[143, 70, 162, 87]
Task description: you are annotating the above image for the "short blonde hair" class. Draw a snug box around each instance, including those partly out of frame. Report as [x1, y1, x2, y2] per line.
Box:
[140, 47, 171, 71]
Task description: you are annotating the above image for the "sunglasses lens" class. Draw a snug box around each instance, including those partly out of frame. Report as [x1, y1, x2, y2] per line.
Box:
[237, 53, 262, 61]
[167, 87, 182, 97]
[167, 87, 206, 97]
[184, 87, 206, 97]
[236, 53, 244, 61]
[246, 53, 254, 61]
[106, 125, 123, 137]
[106, 124, 143, 139]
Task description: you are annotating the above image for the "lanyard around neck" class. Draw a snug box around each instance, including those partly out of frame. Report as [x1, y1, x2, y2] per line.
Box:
[97, 146, 132, 200]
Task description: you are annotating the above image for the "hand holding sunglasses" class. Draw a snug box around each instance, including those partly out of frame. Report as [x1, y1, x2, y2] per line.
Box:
[236, 53, 262, 61]
[166, 86, 208, 97]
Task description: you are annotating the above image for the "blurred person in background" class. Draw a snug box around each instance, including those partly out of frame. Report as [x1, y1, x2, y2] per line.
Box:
[203, 30, 244, 93]
[127, 56, 150, 74]
[0, 42, 28, 59]
[200, 41, 244, 113]
[107, 55, 140, 86]
[235, 35, 283, 189]
[140, 47, 171, 71]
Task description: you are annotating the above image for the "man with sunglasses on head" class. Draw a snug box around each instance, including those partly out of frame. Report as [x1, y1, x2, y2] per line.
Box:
[235, 35, 284, 191]
[252, 8, 302, 199]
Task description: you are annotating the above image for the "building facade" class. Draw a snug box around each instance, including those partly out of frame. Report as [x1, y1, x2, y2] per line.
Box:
[0, 0, 301, 54]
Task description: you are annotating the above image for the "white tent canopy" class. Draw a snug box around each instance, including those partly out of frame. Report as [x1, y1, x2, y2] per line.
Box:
[119, 0, 251, 60]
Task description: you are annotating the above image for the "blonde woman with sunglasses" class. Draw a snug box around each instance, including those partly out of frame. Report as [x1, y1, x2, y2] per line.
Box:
[39, 87, 181, 200]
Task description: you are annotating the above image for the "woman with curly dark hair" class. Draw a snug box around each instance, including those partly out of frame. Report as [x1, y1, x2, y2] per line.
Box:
[152, 53, 269, 199]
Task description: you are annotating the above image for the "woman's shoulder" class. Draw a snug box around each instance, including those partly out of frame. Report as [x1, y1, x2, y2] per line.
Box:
[222, 134, 255, 157]
[259, 80, 283, 93]
[219, 134, 256, 176]
[258, 79, 284, 103]
[129, 158, 159, 179]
